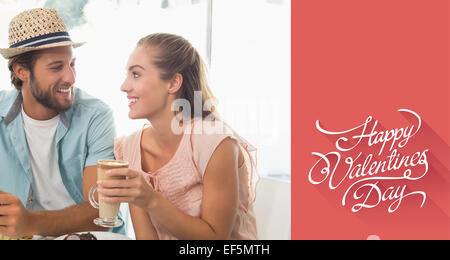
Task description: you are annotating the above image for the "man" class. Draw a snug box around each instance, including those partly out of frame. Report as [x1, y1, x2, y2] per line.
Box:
[0, 8, 124, 239]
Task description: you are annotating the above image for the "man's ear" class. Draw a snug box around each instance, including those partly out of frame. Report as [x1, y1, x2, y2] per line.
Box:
[12, 63, 30, 83]
[168, 73, 183, 95]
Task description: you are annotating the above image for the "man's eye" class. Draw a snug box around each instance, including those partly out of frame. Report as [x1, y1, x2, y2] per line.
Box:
[51, 66, 63, 71]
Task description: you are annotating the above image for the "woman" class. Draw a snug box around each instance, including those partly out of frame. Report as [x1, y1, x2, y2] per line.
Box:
[97, 33, 258, 240]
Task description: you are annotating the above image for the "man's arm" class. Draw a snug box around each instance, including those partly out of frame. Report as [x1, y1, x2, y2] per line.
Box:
[0, 166, 107, 239]
[30, 166, 109, 236]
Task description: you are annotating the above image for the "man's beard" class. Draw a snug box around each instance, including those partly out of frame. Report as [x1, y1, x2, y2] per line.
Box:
[29, 71, 74, 113]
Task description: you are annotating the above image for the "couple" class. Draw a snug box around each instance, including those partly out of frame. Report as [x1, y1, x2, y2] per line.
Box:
[0, 8, 258, 240]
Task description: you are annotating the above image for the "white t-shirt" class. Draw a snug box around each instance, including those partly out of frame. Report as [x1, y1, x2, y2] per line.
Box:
[21, 108, 75, 211]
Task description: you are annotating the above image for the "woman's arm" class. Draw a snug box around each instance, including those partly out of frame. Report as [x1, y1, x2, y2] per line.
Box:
[98, 137, 240, 240]
[129, 204, 159, 240]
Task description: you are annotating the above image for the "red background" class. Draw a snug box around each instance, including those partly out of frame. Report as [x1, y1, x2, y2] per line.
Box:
[292, 0, 449, 239]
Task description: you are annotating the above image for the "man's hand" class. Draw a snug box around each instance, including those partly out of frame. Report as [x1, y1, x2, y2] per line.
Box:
[0, 190, 34, 239]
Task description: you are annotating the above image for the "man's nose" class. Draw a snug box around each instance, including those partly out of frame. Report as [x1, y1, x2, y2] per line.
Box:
[62, 65, 76, 86]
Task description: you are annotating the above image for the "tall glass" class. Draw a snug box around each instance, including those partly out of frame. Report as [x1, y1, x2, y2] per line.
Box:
[89, 160, 128, 228]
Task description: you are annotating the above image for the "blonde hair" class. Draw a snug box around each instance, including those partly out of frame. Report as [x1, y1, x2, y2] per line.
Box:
[137, 33, 219, 120]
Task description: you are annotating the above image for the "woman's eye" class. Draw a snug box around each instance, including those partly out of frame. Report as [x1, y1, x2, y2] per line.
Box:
[132, 72, 140, 78]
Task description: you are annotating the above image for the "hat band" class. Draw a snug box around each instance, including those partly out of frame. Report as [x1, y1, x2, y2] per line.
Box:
[9, 31, 72, 48]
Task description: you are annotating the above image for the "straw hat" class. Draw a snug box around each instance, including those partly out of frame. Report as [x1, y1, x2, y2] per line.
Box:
[0, 8, 84, 59]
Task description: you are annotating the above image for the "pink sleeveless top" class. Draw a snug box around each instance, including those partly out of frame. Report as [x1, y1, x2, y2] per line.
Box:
[114, 119, 259, 240]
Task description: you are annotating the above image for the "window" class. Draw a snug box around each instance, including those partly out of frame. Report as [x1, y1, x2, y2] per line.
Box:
[210, 0, 291, 180]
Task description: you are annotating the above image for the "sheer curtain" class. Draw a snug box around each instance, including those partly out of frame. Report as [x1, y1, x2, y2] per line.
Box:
[210, 0, 291, 180]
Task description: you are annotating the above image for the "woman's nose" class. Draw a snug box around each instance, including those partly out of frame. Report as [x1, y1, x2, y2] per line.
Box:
[120, 78, 131, 93]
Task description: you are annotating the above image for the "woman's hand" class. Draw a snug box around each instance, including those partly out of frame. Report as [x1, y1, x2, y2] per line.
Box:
[97, 169, 157, 210]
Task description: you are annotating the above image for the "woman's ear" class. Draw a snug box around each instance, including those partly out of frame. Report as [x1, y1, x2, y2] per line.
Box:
[12, 63, 30, 83]
[168, 73, 183, 95]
